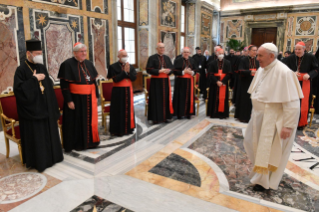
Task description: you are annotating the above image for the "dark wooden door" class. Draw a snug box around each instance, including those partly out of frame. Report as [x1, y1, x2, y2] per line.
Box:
[252, 28, 277, 48]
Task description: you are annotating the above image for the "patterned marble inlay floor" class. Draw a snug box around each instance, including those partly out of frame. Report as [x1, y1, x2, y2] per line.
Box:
[188, 125, 319, 211]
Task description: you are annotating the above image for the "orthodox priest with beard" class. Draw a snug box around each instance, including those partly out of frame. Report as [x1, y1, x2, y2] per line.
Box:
[108, 50, 137, 136]
[58, 42, 100, 152]
[14, 39, 63, 172]
[146, 43, 173, 124]
[235, 45, 259, 123]
[207, 48, 232, 119]
[192, 47, 207, 99]
[173, 47, 198, 119]
[283, 41, 318, 129]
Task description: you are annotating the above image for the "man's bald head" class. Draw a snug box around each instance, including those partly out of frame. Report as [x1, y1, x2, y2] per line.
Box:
[182, 47, 190, 59]
[157, 42, 165, 55]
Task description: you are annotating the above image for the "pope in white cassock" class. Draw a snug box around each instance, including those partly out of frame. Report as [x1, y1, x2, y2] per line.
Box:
[244, 43, 303, 191]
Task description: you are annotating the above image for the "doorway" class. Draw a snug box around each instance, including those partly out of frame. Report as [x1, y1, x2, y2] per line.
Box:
[251, 27, 277, 47]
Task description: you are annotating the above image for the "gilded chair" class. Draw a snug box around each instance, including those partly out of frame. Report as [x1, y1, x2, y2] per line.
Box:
[206, 87, 210, 115]
[309, 95, 316, 127]
[0, 92, 23, 163]
[53, 85, 64, 147]
[194, 73, 201, 116]
[144, 75, 151, 116]
[100, 79, 113, 132]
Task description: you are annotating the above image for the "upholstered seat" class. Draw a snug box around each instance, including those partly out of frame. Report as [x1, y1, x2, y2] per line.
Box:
[100, 79, 113, 132]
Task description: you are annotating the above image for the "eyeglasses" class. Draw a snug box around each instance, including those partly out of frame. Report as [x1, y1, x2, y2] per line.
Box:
[76, 50, 87, 53]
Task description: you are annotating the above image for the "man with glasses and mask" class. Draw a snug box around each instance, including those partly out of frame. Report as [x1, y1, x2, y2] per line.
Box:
[108, 49, 137, 136]
[14, 39, 63, 172]
[58, 42, 100, 152]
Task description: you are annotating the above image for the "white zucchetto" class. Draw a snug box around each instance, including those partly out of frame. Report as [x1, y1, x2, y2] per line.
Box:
[260, 43, 278, 53]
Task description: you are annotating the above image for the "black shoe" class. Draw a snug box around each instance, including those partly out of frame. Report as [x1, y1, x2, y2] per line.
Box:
[253, 184, 266, 192]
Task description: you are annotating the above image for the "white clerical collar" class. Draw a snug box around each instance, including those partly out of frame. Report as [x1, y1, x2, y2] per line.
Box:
[264, 59, 277, 71]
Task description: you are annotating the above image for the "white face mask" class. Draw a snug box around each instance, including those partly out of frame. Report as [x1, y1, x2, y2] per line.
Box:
[121, 57, 128, 63]
[218, 54, 224, 60]
[31, 54, 44, 64]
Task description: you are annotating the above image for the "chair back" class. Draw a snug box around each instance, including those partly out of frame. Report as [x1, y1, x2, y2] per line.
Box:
[54, 86, 64, 111]
[0, 92, 19, 122]
[100, 79, 114, 102]
[194, 73, 200, 87]
[144, 76, 151, 92]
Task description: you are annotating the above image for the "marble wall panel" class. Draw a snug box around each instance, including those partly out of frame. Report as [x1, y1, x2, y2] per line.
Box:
[160, 0, 177, 28]
[212, 13, 218, 38]
[161, 31, 176, 63]
[30, 9, 84, 83]
[88, 17, 109, 79]
[0, 5, 25, 94]
[200, 37, 210, 52]
[287, 16, 294, 37]
[139, 29, 148, 70]
[187, 3, 195, 35]
[186, 37, 194, 55]
[226, 20, 243, 39]
[295, 16, 316, 36]
[201, 13, 211, 36]
[139, 0, 149, 26]
[295, 38, 314, 52]
[87, 0, 108, 14]
[30, 0, 82, 9]
[220, 22, 224, 43]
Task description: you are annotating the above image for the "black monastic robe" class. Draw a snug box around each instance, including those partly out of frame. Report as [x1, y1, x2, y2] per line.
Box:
[206, 54, 218, 69]
[14, 60, 63, 172]
[234, 56, 259, 122]
[173, 57, 198, 118]
[284, 53, 318, 125]
[207, 59, 232, 119]
[231, 55, 242, 104]
[58, 57, 100, 152]
[107, 61, 137, 135]
[146, 54, 173, 123]
[192, 53, 207, 98]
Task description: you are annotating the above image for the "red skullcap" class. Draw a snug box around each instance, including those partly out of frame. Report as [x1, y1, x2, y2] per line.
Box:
[119, 49, 125, 52]
[296, 41, 306, 46]
[217, 48, 224, 53]
[73, 42, 82, 48]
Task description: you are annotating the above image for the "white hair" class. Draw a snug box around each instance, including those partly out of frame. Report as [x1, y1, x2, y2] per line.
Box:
[214, 46, 220, 51]
[73, 43, 87, 52]
[117, 50, 127, 57]
[265, 49, 278, 58]
[295, 44, 306, 49]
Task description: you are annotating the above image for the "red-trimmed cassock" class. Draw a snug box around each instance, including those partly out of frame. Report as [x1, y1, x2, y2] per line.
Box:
[207, 59, 232, 119]
[283, 53, 318, 127]
[58, 57, 100, 152]
[173, 57, 198, 118]
[146, 54, 174, 123]
[235, 56, 260, 123]
[107, 61, 137, 136]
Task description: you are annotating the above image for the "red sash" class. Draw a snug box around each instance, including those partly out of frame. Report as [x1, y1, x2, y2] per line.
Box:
[178, 73, 194, 113]
[113, 79, 135, 128]
[152, 73, 174, 114]
[69, 84, 100, 142]
[297, 73, 310, 127]
[214, 69, 226, 112]
[250, 68, 257, 76]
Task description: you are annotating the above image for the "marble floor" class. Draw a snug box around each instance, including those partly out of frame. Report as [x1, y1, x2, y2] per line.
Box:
[1, 93, 319, 212]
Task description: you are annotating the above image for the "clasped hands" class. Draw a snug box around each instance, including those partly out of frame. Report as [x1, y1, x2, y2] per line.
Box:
[159, 68, 171, 74]
[124, 62, 130, 73]
[296, 72, 310, 80]
[217, 81, 224, 87]
[183, 68, 193, 75]
[33, 70, 45, 81]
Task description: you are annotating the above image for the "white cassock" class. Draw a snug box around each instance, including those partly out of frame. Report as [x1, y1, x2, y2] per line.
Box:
[244, 59, 303, 190]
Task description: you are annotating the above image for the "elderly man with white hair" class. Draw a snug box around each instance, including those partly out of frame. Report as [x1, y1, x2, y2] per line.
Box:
[58, 42, 100, 152]
[283, 41, 318, 130]
[244, 43, 303, 192]
[107, 49, 137, 136]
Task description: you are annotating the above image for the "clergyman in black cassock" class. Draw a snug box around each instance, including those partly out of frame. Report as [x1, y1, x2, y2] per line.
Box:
[235, 45, 259, 123]
[146, 43, 174, 123]
[283, 41, 318, 128]
[192, 47, 207, 99]
[173, 47, 198, 118]
[58, 42, 100, 152]
[14, 39, 63, 172]
[108, 50, 137, 136]
[207, 49, 232, 119]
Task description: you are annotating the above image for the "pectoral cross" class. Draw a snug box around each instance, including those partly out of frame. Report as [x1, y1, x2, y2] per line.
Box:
[86, 75, 90, 81]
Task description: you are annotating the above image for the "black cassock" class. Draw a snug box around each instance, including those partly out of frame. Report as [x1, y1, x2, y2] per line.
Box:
[235, 56, 259, 122]
[192, 54, 207, 98]
[225, 54, 239, 88]
[206, 54, 218, 69]
[108, 62, 137, 135]
[207, 59, 232, 119]
[173, 57, 198, 118]
[146, 54, 173, 123]
[14, 60, 63, 172]
[283, 54, 318, 125]
[58, 57, 100, 152]
[231, 56, 242, 104]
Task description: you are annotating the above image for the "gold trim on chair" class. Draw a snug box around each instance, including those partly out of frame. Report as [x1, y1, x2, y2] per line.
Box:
[0, 92, 23, 164]
[144, 75, 151, 117]
[53, 85, 64, 147]
[309, 95, 316, 127]
[194, 73, 201, 116]
[100, 79, 113, 132]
